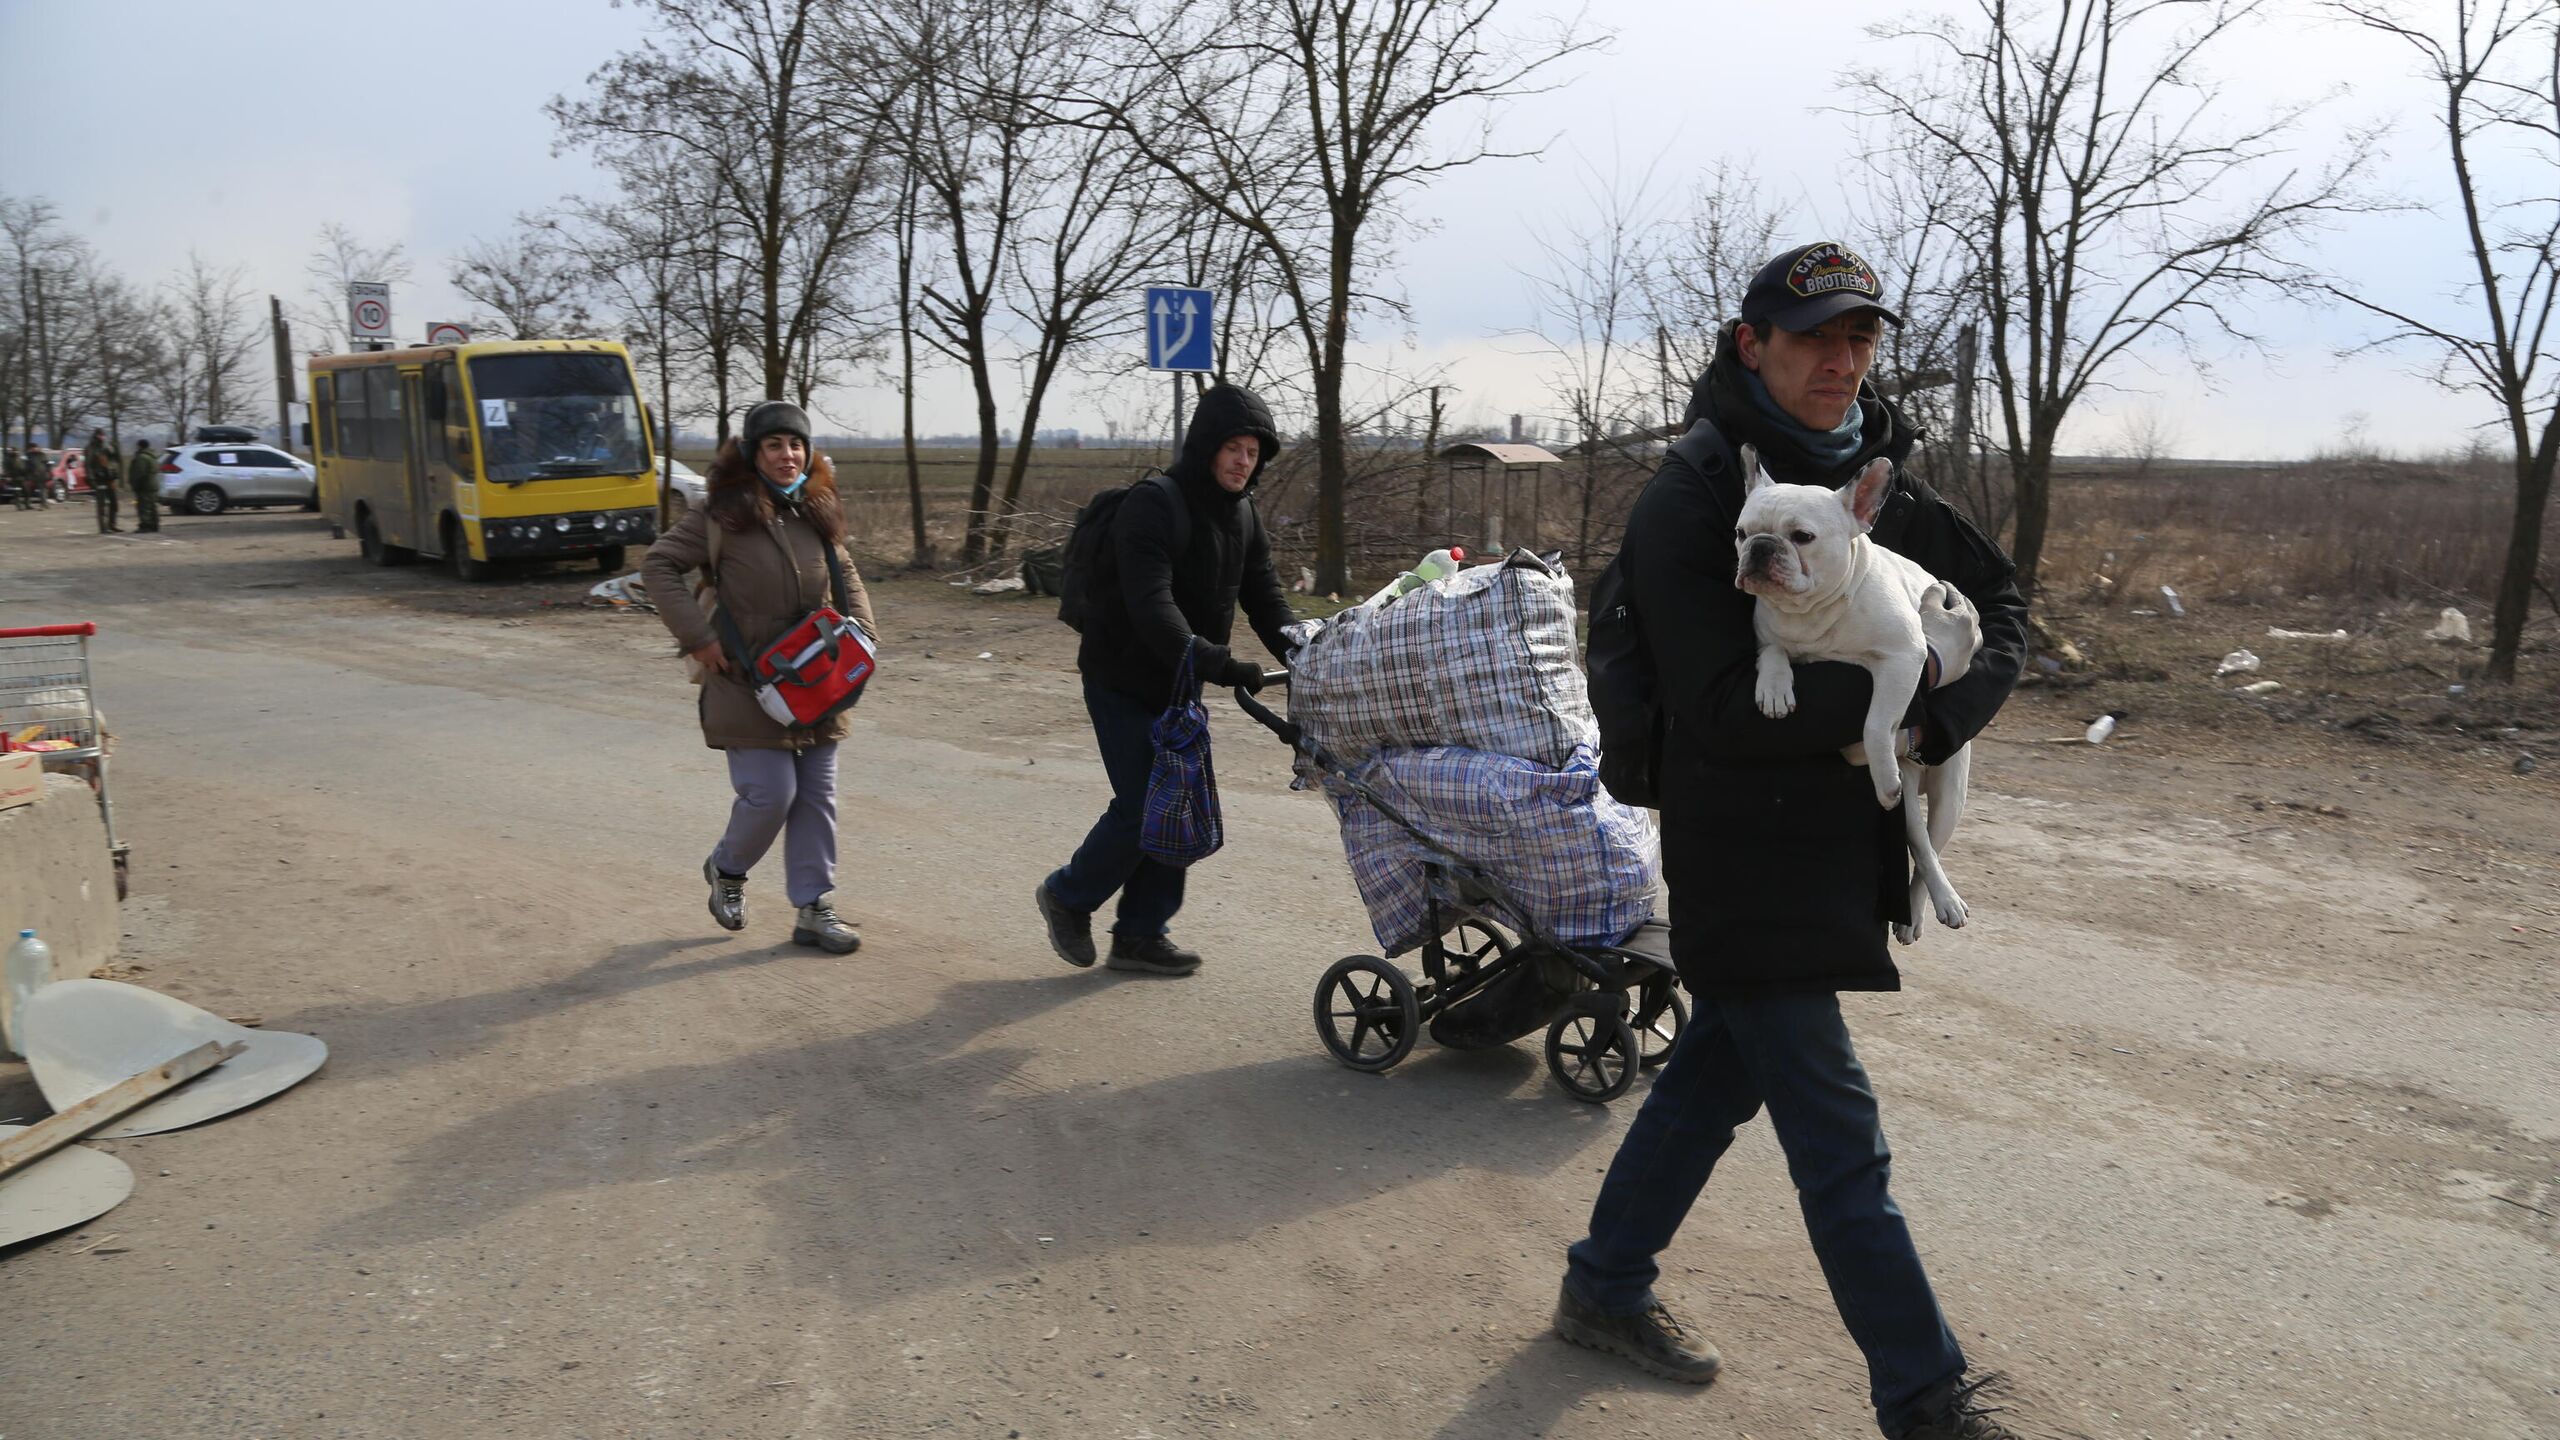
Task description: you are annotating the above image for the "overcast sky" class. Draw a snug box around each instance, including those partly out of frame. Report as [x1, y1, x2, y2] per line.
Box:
[2, 0, 2542, 460]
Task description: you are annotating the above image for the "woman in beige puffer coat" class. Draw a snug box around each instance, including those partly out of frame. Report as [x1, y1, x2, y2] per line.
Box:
[643, 401, 876, 954]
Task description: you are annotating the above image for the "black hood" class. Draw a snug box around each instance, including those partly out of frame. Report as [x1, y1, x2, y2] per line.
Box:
[1169, 383, 1282, 492]
[1683, 321, 1914, 486]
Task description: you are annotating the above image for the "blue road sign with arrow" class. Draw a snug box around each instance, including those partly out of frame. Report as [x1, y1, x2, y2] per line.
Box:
[1144, 286, 1215, 372]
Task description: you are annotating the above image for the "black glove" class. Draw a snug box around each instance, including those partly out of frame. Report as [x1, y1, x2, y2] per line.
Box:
[1217, 657, 1267, 692]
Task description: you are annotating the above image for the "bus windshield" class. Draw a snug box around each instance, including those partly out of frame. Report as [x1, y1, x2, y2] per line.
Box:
[469, 353, 648, 483]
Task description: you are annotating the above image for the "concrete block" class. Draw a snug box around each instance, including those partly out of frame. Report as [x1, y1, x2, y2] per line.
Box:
[0, 775, 120, 1042]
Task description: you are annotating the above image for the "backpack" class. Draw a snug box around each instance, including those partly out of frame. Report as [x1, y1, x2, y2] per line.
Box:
[1586, 420, 1735, 809]
[1057, 472, 1190, 633]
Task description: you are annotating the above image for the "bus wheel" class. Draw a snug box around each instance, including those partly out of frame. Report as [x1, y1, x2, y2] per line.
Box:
[446, 519, 489, 582]
[357, 512, 387, 565]
[595, 546, 627, 573]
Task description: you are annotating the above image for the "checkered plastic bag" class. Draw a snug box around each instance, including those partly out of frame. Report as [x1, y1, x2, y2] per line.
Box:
[1140, 648, 1224, 867]
[1283, 551, 1596, 774]
[1327, 744, 1659, 957]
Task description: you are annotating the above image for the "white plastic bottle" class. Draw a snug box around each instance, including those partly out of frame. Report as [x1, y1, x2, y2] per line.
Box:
[4, 928, 52, 1059]
[1360, 547, 1466, 609]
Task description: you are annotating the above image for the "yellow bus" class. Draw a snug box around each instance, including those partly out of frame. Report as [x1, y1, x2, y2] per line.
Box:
[310, 339, 658, 578]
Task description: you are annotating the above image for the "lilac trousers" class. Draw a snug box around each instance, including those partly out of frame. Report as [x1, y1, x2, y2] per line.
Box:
[710, 743, 839, 907]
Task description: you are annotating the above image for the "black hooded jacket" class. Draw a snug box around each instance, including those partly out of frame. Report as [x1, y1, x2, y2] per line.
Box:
[1627, 321, 2029, 997]
[1076, 383, 1298, 702]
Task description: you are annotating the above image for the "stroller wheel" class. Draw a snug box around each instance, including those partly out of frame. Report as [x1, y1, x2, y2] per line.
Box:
[1314, 955, 1421, 1073]
[1633, 979, 1686, 1071]
[1545, 1011, 1641, 1102]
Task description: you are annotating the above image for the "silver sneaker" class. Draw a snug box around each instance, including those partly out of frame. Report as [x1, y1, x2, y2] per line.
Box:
[794, 900, 861, 954]
[705, 857, 746, 932]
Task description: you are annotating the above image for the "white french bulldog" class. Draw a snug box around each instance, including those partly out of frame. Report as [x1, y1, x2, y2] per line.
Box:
[1732, 446, 1982, 942]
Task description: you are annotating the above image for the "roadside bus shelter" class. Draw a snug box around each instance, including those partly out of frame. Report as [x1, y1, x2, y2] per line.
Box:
[1434, 441, 1563, 556]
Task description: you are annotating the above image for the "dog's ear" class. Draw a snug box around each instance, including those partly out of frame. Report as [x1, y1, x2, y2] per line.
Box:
[1835, 458, 1892, 532]
[1739, 444, 1769, 495]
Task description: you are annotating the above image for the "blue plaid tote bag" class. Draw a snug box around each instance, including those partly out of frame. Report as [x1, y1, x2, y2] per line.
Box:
[1140, 647, 1225, 867]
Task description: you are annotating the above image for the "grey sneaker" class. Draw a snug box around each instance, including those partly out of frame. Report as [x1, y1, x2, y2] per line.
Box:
[705, 858, 746, 932]
[1034, 881, 1097, 967]
[1552, 1281, 1722, 1384]
[1895, 1373, 2024, 1440]
[1105, 934, 1201, 976]
[793, 900, 861, 954]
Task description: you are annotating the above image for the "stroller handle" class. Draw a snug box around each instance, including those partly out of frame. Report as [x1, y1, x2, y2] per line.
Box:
[1231, 670, 1296, 743]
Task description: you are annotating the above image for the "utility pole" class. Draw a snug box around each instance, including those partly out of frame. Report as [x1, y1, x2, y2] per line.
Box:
[32, 267, 57, 446]
[1415, 383, 1443, 542]
[1951, 323, 1978, 506]
[271, 296, 297, 454]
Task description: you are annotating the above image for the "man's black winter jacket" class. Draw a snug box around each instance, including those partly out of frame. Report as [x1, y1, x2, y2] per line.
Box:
[1076, 384, 1298, 703]
[1629, 323, 2029, 997]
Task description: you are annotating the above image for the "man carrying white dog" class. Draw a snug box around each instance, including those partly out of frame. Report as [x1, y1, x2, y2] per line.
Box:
[1555, 241, 2031, 1439]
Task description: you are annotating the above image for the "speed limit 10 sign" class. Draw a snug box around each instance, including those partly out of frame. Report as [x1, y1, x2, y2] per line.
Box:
[348, 281, 392, 342]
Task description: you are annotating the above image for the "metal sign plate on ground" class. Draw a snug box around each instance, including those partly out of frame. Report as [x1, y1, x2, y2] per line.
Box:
[1144, 286, 1215, 372]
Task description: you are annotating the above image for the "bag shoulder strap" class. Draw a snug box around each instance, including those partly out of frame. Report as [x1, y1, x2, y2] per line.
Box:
[821, 538, 851, 616]
[1142, 471, 1191, 556]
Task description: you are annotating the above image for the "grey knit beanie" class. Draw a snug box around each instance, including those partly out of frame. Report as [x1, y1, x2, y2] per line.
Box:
[742, 400, 811, 450]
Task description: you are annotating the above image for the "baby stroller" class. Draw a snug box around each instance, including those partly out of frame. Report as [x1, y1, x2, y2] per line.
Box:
[1231, 676, 1685, 1103]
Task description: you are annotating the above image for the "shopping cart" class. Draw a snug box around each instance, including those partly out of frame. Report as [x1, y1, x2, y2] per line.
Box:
[0, 624, 128, 897]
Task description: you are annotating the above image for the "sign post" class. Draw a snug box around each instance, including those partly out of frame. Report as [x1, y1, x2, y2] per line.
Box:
[347, 281, 392, 350]
[1143, 286, 1216, 455]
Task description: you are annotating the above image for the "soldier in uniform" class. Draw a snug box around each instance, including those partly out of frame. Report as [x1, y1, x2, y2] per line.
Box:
[126, 436, 162, 533]
[82, 429, 120, 532]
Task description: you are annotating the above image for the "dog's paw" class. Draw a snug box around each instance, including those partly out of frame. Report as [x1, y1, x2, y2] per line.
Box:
[1875, 782, 1902, 810]
[1893, 920, 1921, 946]
[1934, 892, 1969, 930]
[1754, 678, 1797, 718]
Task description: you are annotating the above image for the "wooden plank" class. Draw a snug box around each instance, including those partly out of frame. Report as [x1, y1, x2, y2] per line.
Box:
[0, 1040, 243, 1181]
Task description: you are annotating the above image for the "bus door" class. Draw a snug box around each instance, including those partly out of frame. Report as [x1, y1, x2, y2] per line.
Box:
[402, 370, 434, 553]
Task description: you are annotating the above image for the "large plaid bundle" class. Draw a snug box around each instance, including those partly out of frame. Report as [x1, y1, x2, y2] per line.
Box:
[1328, 745, 1658, 957]
[1283, 553, 1596, 772]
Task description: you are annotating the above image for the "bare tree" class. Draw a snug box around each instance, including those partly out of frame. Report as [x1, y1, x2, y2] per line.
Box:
[451, 230, 598, 339]
[2, 196, 91, 444]
[1513, 154, 1665, 570]
[553, 0, 887, 403]
[1642, 161, 1783, 424]
[81, 267, 158, 447]
[2325, 0, 2558, 682]
[829, 0, 1055, 564]
[299, 222, 412, 353]
[140, 296, 203, 439]
[175, 252, 262, 425]
[1067, 0, 1601, 593]
[1851, 0, 2382, 592]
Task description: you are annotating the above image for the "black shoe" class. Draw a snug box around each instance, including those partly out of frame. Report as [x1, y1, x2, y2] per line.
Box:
[1895, 1372, 2024, 1440]
[704, 857, 746, 932]
[1034, 882, 1096, 968]
[1552, 1281, 1721, 1384]
[1105, 933, 1200, 976]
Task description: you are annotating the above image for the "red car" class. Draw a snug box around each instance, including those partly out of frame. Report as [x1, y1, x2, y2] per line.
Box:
[51, 452, 91, 495]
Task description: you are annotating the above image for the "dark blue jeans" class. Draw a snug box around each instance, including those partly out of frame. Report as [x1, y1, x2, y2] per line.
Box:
[1565, 992, 1965, 1437]
[1046, 675, 1183, 938]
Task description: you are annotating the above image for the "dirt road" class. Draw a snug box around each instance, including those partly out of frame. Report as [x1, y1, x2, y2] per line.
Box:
[1, 504, 2551, 1439]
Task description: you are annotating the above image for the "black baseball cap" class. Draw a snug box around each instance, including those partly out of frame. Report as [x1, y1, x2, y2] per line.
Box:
[1742, 241, 1902, 331]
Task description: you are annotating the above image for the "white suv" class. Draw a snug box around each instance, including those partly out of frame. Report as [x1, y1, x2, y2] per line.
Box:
[158, 443, 318, 514]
